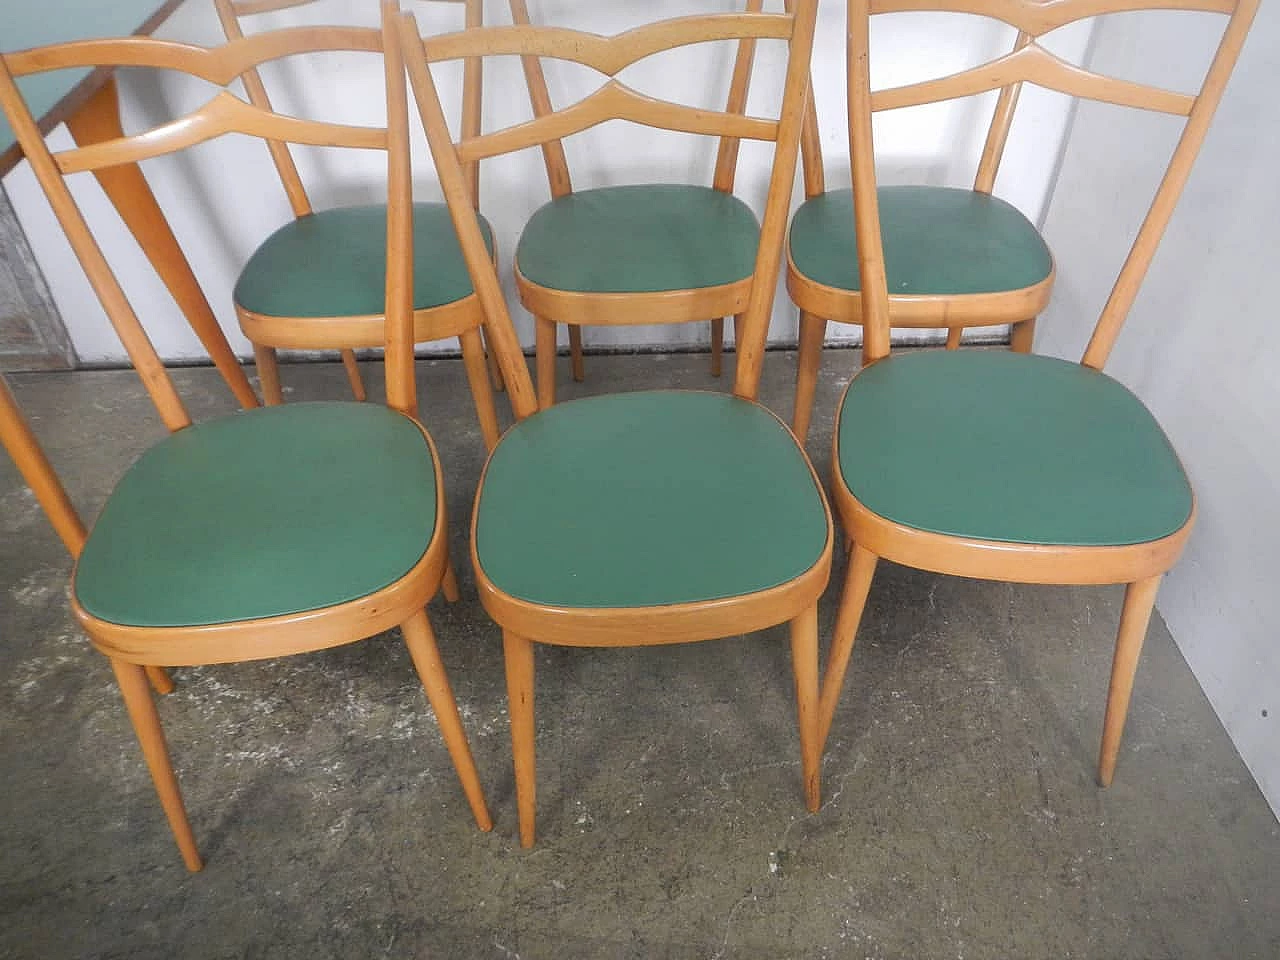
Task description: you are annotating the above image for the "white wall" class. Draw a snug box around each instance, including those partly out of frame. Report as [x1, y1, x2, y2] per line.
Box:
[1035, 7, 1278, 817]
[3, 0, 1089, 363]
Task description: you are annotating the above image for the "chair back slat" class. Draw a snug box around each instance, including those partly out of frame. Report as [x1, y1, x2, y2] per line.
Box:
[871, 0, 1238, 31]
[870, 42, 1196, 116]
[848, 0, 1260, 367]
[454, 81, 780, 164]
[0, 4, 416, 428]
[54, 91, 388, 174]
[422, 17, 796, 78]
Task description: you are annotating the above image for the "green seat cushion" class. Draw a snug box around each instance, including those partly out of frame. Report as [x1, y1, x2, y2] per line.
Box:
[515, 185, 759, 294]
[789, 186, 1053, 295]
[476, 391, 828, 608]
[75, 403, 437, 628]
[234, 202, 493, 318]
[837, 351, 1193, 546]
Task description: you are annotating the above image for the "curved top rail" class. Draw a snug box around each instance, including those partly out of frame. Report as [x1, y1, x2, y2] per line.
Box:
[872, 40, 1196, 115]
[870, 0, 1237, 35]
[54, 90, 388, 174]
[419, 14, 794, 77]
[4, 27, 382, 86]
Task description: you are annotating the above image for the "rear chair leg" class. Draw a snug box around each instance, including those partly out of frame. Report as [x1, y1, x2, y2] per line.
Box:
[818, 544, 879, 749]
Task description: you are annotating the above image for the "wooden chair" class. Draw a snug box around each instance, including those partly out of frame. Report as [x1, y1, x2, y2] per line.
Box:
[398, 1, 827, 846]
[821, 0, 1258, 785]
[0, 3, 495, 870]
[786, 23, 1056, 442]
[503, 0, 797, 407]
[214, 0, 505, 450]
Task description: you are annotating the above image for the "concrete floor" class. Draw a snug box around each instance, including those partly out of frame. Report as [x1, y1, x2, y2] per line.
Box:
[1, 350, 1276, 959]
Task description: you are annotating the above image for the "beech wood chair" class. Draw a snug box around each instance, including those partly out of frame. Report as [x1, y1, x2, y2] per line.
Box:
[786, 21, 1056, 442]
[503, 0, 800, 407]
[398, 0, 828, 846]
[0, 4, 496, 870]
[214, 0, 505, 449]
[821, 0, 1258, 785]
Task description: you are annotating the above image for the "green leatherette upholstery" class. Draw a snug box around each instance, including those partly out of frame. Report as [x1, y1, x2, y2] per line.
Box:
[837, 351, 1193, 546]
[476, 391, 828, 607]
[75, 403, 437, 627]
[234, 203, 493, 318]
[515, 185, 759, 294]
[789, 186, 1052, 296]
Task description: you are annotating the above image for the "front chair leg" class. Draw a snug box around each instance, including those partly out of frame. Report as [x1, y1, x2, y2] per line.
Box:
[818, 544, 879, 749]
[110, 659, 202, 871]
[790, 603, 822, 812]
[1010, 317, 1036, 353]
[400, 609, 492, 831]
[1097, 574, 1162, 787]
[253, 345, 284, 406]
[945, 327, 964, 349]
[502, 630, 537, 848]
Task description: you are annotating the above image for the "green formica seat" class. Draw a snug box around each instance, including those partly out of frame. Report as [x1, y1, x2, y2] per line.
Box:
[234, 202, 493, 318]
[837, 351, 1193, 546]
[74, 403, 436, 628]
[475, 391, 829, 608]
[789, 186, 1053, 297]
[515, 184, 759, 295]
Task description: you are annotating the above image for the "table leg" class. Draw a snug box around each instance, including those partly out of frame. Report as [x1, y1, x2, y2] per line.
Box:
[63, 77, 258, 409]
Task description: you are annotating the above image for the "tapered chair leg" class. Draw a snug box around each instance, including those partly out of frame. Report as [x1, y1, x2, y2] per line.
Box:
[145, 665, 175, 695]
[400, 609, 493, 831]
[253, 345, 285, 406]
[340, 349, 367, 401]
[110, 659, 202, 871]
[458, 327, 502, 451]
[534, 316, 557, 410]
[945, 327, 964, 349]
[790, 603, 822, 812]
[568, 325, 585, 382]
[1097, 574, 1162, 787]
[793, 312, 827, 443]
[502, 630, 537, 848]
[1009, 317, 1036, 353]
[818, 543, 879, 748]
[710, 317, 724, 377]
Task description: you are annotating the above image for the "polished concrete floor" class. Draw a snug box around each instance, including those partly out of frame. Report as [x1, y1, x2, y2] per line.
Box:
[1, 351, 1277, 959]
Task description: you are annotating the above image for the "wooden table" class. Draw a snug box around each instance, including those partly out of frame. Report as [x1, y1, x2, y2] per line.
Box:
[1, 0, 257, 405]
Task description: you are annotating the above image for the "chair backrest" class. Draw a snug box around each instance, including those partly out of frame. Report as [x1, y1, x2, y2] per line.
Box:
[846, 0, 1260, 367]
[505, 0, 806, 202]
[0, 2, 420, 429]
[214, 0, 485, 212]
[399, 1, 821, 405]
